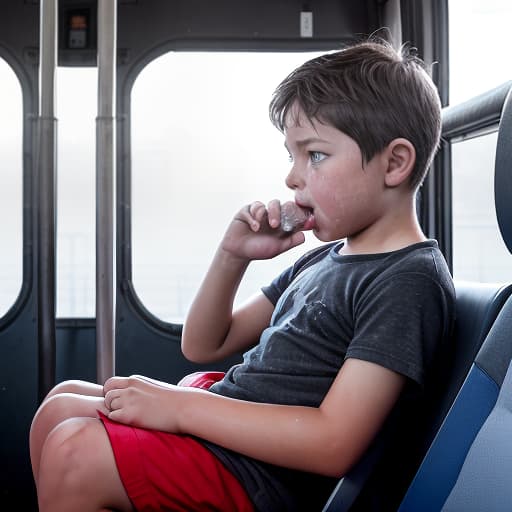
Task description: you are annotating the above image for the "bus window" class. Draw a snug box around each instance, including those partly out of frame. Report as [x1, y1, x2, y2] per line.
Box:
[57, 67, 97, 317]
[449, 0, 512, 104]
[449, 0, 512, 283]
[452, 132, 510, 282]
[0, 58, 22, 317]
[131, 52, 323, 322]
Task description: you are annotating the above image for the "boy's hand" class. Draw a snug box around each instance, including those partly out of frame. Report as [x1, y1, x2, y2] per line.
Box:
[103, 375, 187, 432]
[221, 200, 308, 260]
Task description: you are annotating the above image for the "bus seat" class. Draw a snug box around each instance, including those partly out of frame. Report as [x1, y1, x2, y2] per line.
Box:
[399, 86, 512, 511]
[441, 320, 512, 511]
[399, 292, 512, 511]
[433, 281, 512, 426]
[322, 281, 512, 512]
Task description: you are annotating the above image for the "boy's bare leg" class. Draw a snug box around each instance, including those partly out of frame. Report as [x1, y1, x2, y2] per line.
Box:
[37, 417, 134, 512]
[30, 385, 108, 485]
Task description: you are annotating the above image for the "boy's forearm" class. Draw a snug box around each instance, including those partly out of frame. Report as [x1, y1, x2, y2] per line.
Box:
[182, 202, 306, 363]
[177, 387, 353, 478]
[181, 247, 249, 362]
[104, 362, 404, 479]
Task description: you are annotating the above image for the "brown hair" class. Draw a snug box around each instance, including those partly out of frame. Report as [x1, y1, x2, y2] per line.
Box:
[269, 40, 441, 189]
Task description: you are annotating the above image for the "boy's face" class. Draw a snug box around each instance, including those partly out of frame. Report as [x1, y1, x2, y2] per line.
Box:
[284, 104, 388, 243]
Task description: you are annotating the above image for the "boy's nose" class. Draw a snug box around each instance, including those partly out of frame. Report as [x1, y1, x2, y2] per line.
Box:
[285, 165, 304, 190]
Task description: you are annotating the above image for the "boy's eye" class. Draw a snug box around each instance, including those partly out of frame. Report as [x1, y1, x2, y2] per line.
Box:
[309, 151, 327, 163]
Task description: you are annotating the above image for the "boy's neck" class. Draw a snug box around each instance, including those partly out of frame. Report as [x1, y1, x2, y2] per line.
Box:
[339, 231, 427, 256]
[338, 196, 426, 256]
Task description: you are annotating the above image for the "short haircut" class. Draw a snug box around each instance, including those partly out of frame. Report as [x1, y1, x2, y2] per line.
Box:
[269, 40, 442, 189]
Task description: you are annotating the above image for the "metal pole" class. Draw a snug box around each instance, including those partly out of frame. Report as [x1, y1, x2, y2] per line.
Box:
[96, 0, 117, 383]
[37, 0, 58, 402]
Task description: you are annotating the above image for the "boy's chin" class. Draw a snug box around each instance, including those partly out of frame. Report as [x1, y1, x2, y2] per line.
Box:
[313, 230, 338, 243]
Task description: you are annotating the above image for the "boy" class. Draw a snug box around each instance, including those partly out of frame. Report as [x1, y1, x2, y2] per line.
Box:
[30, 40, 455, 511]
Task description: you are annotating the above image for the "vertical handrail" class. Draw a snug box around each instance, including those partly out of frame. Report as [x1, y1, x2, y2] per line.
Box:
[96, 0, 117, 384]
[37, 0, 58, 402]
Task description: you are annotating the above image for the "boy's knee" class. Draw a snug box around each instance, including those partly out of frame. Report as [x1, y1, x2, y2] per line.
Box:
[46, 379, 87, 399]
[43, 417, 91, 462]
[38, 418, 126, 510]
[31, 393, 73, 437]
[41, 418, 101, 486]
[37, 392, 76, 422]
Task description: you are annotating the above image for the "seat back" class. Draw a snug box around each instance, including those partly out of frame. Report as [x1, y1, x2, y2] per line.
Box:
[399, 85, 512, 512]
[430, 281, 512, 434]
[441, 306, 512, 511]
[399, 293, 512, 511]
[322, 281, 512, 512]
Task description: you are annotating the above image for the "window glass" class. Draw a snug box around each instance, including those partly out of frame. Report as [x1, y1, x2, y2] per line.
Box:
[0, 58, 23, 317]
[57, 68, 97, 317]
[131, 52, 324, 322]
[452, 133, 510, 282]
[449, 0, 512, 104]
[449, 1, 512, 283]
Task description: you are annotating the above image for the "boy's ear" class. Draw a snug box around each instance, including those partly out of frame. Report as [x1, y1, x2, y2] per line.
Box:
[383, 138, 416, 188]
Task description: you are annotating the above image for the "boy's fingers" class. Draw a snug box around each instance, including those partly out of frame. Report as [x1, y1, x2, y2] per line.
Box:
[250, 202, 267, 227]
[233, 202, 264, 231]
[248, 201, 265, 217]
[103, 376, 129, 394]
[104, 389, 120, 410]
[287, 231, 306, 249]
[107, 409, 125, 423]
[267, 199, 281, 228]
[238, 202, 265, 231]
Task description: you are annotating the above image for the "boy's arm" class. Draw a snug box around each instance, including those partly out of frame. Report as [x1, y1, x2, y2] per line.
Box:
[181, 248, 275, 363]
[104, 358, 406, 477]
[182, 200, 305, 363]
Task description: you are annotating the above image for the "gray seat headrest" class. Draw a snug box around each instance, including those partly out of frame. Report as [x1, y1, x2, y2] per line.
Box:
[495, 88, 512, 254]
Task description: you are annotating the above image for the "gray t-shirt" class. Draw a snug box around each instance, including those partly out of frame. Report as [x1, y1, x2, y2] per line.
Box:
[204, 240, 455, 511]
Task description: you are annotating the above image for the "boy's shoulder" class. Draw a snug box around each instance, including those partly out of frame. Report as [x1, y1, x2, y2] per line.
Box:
[294, 239, 447, 273]
[284, 239, 451, 283]
[384, 240, 453, 282]
[264, 239, 454, 305]
[360, 240, 454, 292]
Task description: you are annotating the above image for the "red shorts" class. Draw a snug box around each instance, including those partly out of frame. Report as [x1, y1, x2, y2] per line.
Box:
[100, 372, 254, 512]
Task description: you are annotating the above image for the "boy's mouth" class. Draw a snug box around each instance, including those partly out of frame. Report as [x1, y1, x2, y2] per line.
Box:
[280, 202, 315, 232]
[302, 210, 316, 231]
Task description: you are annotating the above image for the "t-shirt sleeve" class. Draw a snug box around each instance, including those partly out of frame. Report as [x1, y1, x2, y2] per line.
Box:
[261, 243, 334, 305]
[345, 272, 451, 386]
[261, 265, 295, 306]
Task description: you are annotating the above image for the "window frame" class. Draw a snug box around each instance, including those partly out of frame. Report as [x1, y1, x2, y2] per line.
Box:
[442, 82, 512, 281]
[0, 47, 34, 328]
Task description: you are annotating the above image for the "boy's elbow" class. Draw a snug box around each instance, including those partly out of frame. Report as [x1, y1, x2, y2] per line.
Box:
[323, 463, 351, 479]
[180, 331, 202, 363]
[313, 439, 361, 478]
[181, 344, 204, 364]
[317, 458, 351, 479]
[181, 342, 217, 364]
